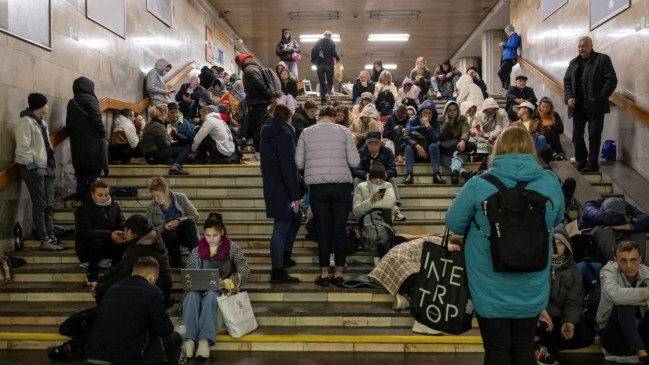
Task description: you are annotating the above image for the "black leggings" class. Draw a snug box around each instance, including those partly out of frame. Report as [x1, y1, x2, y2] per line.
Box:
[145, 146, 190, 166]
[75, 238, 127, 273]
[161, 219, 199, 266]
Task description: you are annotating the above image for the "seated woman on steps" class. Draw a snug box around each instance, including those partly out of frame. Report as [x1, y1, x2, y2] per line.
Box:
[145, 176, 199, 267]
[534, 96, 567, 161]
[182, 212, 250, 360]
[139, 103, 190, 176]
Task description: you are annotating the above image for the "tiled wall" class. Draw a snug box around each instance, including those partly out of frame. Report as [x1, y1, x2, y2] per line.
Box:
[0, 0, 235, 252]
[511, 0, 649, 179]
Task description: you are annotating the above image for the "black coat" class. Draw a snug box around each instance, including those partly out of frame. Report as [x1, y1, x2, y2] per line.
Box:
[66, 77, 109, 175]
[505, 86, 538, 111]
[352, 79, 375, 103]
[241, 58, 275, 107]
[95, 231, 172, 303]
[292, 106, 316, 140]
[281, 78, 298, 98]
[199, 67, 216, 90]
[74, 196, 124, 243]
[563, 51, 617, 118]
[85, 275, 174, 365]
[311, 38, 340, 66]
[352, 145, 397, 180]
[260, 117, 301, 219]
[275, 38, 300, 63]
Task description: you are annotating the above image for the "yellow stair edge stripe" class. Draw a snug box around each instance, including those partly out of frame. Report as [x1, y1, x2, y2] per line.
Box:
[0, 333, 69, 341]
[108, 164, 261, 168]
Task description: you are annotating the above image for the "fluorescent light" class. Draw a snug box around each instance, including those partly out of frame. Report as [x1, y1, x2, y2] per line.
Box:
[368, 33, 410, 42]
[290, 11, 339, 20]
[364, 64, 397, 70]
[370, 10, 420, 19]
[299, 34, 341, 43]
[311, 65, 317, 70]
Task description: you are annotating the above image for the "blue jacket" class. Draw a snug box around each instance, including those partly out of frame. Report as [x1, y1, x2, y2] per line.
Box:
[445, 154, 565, 318]
[383, 112, 408, 140]
[352, 145, 397, 180]
[167, 115, 195, 147]
[502, 32, 521, 61]
[403, 100, 440, 148]
[579, 198, 649, 232]
[260, 117, 301, 219]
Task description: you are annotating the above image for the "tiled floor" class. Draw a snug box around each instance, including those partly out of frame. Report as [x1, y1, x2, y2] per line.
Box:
[0, 350, 611, 365]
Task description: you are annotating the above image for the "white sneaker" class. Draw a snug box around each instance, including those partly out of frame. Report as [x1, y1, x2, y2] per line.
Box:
[452, 90, 458, 98]
[393, 206, 406, 221]
[411, 320, 442, 335]
[435, 91, 442, 98]
[330, 253, 335, 268]
[183, 339, 195, 359]
[98, 259, 112, 269]
[79, 262, 89, 269]
[195, 339, 210, 359]
[392, 294, 410, 310]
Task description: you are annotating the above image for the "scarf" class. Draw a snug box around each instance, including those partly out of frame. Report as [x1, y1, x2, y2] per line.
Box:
[551, 255, 568, 269]
[94, 195, 112, 207]
[198, 236, 231, 261]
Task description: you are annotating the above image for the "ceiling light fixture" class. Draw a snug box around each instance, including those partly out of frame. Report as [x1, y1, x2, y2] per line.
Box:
[365, 64, 397, 70]
[369, 10, 420, 19]
[290, 11, 339, 20]
[368, 33, 410, 42]
[299, 34, 341, 43]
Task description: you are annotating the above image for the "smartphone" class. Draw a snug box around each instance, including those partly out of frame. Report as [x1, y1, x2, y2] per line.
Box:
[378, 188, 386, 198]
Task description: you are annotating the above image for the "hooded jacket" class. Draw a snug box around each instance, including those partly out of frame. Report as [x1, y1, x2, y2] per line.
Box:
[66, 77, 109, 175]
[455, 75, 485, 107]
[111, 114, 140, 149]
[75, 195, 125, 243]
[260, 117, 301, 219]
[15, 109, 54, 169]
[275, 33, 300, 63]
[579, 198, 649, 232]
[433, 60, 461, 78]
[191, 112, 235, 156]
[146, 58, 173, 105]
[292, 105, 316, 140]
[383, 111, 409, 140]
[439, 100, 470, 142]
[240, 57, 278, 106]
[396, 79, 421, 107]
[445, 154, 565, 318]
[460, 101, 479, 133]
[475, 98, 510, 139]
[352, 180, 396, 219]
[94, 230, 173, 300]
[547, 225, 583, 326]
[403, 100, 440, 148]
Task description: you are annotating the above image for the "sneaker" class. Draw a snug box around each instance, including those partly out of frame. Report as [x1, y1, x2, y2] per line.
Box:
[395, 155, 405, 165]
[180, 246, 190, 255]
[452, 90, 458, 98]
[79, 262, 89, 269]
[411, 320, 442, 335]
[195, 339, 210, 359]
[98, 259, 112, 269]
[552, 153, 566, 161]
[534, 344, 558, 365]
[393, 206, 406, 221]
[46, 343, 71, 360]
[169, 167, 189, 175]
[183, 339, 195, 359]
[435, 91, 442, 98]
[244, 156, 260, 165]
[325, 94, 332, 105]
[330, 253, 335, 268]
[41, 238, 64, 251]
[129, 157, 147, 164]
[392, 294, 410, 310]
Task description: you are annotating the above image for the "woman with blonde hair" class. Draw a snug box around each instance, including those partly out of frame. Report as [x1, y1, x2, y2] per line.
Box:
[535, 96, 566, 161]
[445, 126, 564, 365]
[409, 56, 432, 98]
[139, 104, 190, 175]
[145, 176, 199, 266]
[374, 70, 398, 117]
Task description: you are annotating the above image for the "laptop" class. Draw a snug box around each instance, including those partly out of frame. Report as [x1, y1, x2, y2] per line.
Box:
[180, 269, 220, 291]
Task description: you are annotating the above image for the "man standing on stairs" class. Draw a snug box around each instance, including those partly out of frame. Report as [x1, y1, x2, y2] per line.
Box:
[260, 104, 301, 283]
[563, 36, 617, 173]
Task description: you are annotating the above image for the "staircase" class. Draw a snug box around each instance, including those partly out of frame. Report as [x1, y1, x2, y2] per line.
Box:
[0, 95, 610, 353]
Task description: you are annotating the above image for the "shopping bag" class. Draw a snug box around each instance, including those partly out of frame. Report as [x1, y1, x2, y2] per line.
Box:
[217, 290, 257, 338]
[409, 229, 473, 335]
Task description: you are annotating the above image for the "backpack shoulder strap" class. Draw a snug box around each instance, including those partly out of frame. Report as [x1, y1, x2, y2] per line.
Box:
[479, 173, 508, 191]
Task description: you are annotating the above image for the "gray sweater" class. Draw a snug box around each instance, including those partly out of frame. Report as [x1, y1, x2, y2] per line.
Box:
[145, 191, 199, 232]
[596, 261, 649, 330]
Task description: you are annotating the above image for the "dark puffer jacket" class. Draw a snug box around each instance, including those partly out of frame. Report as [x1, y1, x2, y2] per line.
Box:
[275, 35, 300, 63]
[579, 198, 649, 231]
[547, 226, 583, 326]
[352, 145, 397, 180]
[241, 57, 277, 107]
[66, 77, 108, 175]
[292, 106, 316, 140]
[75, 196, 124, 243]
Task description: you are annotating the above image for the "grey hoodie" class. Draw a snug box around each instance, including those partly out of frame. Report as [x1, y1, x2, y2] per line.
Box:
[597, 258, 649, 330]
[547, 225, 583, 325]
[146, 58, 173, 105]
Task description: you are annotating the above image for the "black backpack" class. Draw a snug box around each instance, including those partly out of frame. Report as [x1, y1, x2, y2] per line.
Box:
[473, 173, 551, 273]
[259, 66, 282, 99]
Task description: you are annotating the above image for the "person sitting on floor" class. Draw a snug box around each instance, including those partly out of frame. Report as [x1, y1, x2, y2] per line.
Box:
[278, 68, 298, 111]
[109, 108, 142, 164]
[182, 212, 250, 360]
[438, 100, 474, 185]
[455, 74, 485, 107]
[597, 241, 649, 364]
[396, 77, 420, 109]
[506, 75, 538, 122]
[334, 105, 351, 127]
[431, 59, 462, 98]
[175, 74, 205, 107]
[579, 197, 649, 262]
[535, 96, 567, 161]
[534, 225, 596, 365]
[467, 66, 489, 99]
[512, 101, 546, 156]
[351, 92, 374, 120]
[374, 70, 398, 117]
[85, 256, 182, 365]
[352, 70, 375, 105]
[409, 57, 432, 101]
[474, 97, 510, 145]
[139, 103, 190, 175]
[166, 102, 195, 148]
[383, 105, 410, 162]
[402, 100, 444, 185]
[189, 105, 238, 164]
[349, 103, 382, 149]
[352, 132, 405, 222]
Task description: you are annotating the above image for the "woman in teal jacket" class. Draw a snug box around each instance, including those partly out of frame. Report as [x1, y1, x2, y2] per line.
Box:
[445, 126, 564, 365]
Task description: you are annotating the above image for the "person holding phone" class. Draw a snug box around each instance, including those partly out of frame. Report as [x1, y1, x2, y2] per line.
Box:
[352, 162, 396, 233]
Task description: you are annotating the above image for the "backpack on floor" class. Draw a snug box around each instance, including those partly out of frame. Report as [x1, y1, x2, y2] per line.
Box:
[473, 173, 551, 272]
[361, 209, 394, 252]
[601, 140, 616, 161]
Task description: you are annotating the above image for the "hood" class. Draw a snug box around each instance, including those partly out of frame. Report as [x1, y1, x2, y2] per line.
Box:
[19, 108, 38, 119]
[72, 77, 96, 97]
[442, 100, 459, 117]
[601, 197, 627, 217]
[134, 230, 159, 246]
[416, 100, 436, 118]
[205, 111, 222, 123]
[261, 117, 292, 143]
[490, 154, 544, 183]
[456, 75, 473, 90]
[553, 224, 574, 262]
[154, 58, 171, 75]
[195, 91, 211, 102]
[402, 77, 413, 86]
[440, 59, 452, 68]
[359, 103, 379, 120]
[460, 101, 477, 117]
[481, 97, 500, 111]
[277, 61, 288, 70]
[211, 78, 224, 89]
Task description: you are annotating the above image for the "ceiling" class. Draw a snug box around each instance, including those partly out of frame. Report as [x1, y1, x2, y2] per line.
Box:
[209, 0, 508, 84]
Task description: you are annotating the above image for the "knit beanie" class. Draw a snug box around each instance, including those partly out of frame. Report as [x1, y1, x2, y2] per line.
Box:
[28, 93, 48, 111]
[235, 54, 253, 66]
[368, 162, 386, 180]
[601, 198, 627, 220]
[124, 214, 152, 237]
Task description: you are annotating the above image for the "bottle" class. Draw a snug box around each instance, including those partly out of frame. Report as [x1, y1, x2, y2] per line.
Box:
[14, 222, 23, 251]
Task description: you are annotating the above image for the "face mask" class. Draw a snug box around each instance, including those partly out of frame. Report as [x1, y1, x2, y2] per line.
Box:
[199, 101, 207, 107]
[368, 181, 385, 195]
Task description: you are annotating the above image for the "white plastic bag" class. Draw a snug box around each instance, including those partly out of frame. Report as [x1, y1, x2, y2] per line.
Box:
[216, 291, 257, 338]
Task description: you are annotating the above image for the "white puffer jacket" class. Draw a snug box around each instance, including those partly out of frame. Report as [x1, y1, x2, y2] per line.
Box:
[295, 119, 360, 185]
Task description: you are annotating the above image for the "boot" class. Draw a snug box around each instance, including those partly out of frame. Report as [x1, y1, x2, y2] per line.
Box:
[433, 172, 446, 184]
[404, 172, 414, 185]
[283, 252, 296, 268]
[270, 268, 300, 284]
[451, 170, 460, 185]
[461, 171, 475, 182]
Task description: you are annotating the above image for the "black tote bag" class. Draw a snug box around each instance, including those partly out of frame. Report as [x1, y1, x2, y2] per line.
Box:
[409, 229, 473, 335]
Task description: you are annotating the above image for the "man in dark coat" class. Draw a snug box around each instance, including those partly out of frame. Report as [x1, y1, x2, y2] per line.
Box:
[198, 66, 216, 90]
[563, 36, 617, 172]
[505, 75, 537, 121]
[66, 76, 108, 199]
[260, 104, 301, 284]
[85, 256, 182, 365]
[311, 30, 340, 105]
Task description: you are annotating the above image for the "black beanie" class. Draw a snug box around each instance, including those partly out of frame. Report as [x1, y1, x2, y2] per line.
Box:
[368, 162, 386, 180]
[28, 93, 48, 111]
[124, 214, 152, 237]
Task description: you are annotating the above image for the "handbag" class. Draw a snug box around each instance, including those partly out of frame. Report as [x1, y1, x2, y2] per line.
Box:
[409, 229, 473, 335]
[291, 52, 302, 62]
[217, 282, 258, 338]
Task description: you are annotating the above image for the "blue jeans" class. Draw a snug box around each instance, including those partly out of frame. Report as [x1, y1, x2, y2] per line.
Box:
[182, 290, 219, 345]
[441, 150, 468, 173]
[534, 135, 547, 155]
[404, 143, 440, 173]
[270, 217, 302, 269]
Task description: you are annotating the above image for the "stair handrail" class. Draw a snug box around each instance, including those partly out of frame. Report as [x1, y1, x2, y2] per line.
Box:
[0, 60, 200, 191]
[517, 57, 649, 127]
